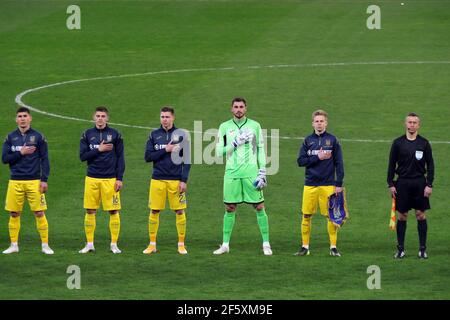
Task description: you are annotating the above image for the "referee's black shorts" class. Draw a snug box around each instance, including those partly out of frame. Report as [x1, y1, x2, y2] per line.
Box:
[394, 177, 430, 213]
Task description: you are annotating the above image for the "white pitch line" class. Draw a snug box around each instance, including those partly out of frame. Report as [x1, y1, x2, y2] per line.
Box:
[15, 61, 450, 145]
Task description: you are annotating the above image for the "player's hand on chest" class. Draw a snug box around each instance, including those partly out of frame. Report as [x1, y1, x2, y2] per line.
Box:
[89, 131, 115, 151]
[10, 134, 39, 154]
[307, 139, 333, 156]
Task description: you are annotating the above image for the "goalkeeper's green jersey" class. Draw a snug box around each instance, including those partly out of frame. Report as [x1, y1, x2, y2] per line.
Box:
[216, 117, 266, 178]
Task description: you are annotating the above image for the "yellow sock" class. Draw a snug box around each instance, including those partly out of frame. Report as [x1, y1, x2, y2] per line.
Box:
[149, 212, 160, 243]
[301, 215, 312, 247]
[84, 213, 96, 243]
[327, 219, 338, 247]
[9, 216, 21, 243]
[35, 215, 49, 244]
[176, 213, 187, 244]
[109, 213, 121, 244]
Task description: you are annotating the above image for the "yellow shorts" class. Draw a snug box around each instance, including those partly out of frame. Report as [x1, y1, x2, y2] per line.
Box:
[84, 177, 121, 211]
[149, 179, 187, 211]
[5, 180, 47, 212]
[301, 185, 336, 216]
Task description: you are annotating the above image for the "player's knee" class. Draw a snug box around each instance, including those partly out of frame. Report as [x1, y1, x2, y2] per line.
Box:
[151, 210, 160, 214]
[253, 202, 264, 211]
[398, 212, 408, 221]
[303, 214, 312, 219]
[86, 209, 96, 214]
[10, 211, 21, 218]
[109, 210, 119, 215]
[34, 211, 45, 218]
[416, 211, 426, 220]
[175, 210, 184, 215]
[225, 204, 236, 212]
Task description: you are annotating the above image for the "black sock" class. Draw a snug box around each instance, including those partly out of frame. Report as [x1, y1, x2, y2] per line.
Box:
[417, 219, 428, 249]
[397, 220, 407, 249]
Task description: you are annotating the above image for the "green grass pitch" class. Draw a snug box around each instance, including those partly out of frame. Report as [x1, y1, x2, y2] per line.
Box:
[0, 0, 449, 300]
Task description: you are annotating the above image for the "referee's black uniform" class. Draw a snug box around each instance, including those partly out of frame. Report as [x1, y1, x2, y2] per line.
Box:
[387, 134, 435, 256]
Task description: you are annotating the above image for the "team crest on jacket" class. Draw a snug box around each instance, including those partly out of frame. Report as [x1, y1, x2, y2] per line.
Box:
[107, 134, 112, 142]
[415, 150, 423, 160]
[325, 139, 331, 146]
[29, 135, 36, 144]
[172, 134, 180, 143]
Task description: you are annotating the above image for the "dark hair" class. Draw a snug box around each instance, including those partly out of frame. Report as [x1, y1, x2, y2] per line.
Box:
[16, 107, 30, 114]
[231, 97, 247, 106]
[160, 106, 175, 114]
[95, 106, 109, 114]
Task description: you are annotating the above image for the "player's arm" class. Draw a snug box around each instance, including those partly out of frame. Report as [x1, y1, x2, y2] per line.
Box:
[38, 135, 49, 193]
[333, 138, 344, 188]
[425, 141, 434, 188]
[253, 125, 267, 190]
[79, 132, 100, 162]
[2, 135, 22, 164]
[386, 140, 398, 188]
[215, 125, 234, 157]
[297, 139, 320, 167]
[38, 135, 50, 183]
[424, 141, 434, 198]
[256, 124, 266, 170]
[144, 133, 167, 162]
[180, 132, 191, 184]
[115, 133, 125, 182]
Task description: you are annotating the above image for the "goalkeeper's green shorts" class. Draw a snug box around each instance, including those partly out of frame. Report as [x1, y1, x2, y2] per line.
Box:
[223, 176, 264, 204]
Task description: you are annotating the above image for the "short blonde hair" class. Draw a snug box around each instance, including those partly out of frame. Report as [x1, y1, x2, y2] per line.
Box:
[312, 109, 328, 121]
[405, 112, 420, 123]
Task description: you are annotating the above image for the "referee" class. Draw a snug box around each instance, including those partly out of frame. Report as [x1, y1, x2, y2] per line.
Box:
[387, 113, 434, 259]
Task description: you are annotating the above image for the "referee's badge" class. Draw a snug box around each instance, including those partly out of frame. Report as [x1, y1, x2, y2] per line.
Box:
[415, 150, 423, 160]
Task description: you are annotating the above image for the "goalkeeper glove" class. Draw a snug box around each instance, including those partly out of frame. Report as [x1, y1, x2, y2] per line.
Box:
[253, 168, 267, 190]
[232, 130, 254, 148]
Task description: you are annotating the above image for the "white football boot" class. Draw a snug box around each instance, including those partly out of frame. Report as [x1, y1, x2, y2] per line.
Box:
[79, 242, 95, 254]
[263, 242, 273, 256]
[2, 243, 19, 254]
[110, 243, 122, 254]
[42, 243, 54, 255]
[213, 244, 230, 255]
[178, 243, 188, 255]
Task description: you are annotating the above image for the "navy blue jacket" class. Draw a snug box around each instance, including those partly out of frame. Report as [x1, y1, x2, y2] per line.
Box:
[80, 125, 125, 180]
[145, 125, 191, 182]
[297, 131, 344, 187]
[2, 128, 50, 182]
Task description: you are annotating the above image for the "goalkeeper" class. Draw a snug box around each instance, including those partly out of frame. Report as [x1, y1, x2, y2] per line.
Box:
[213, 97, 272, 256]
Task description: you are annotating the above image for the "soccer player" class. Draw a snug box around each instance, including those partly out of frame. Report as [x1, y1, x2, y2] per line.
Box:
[2, 107, 54, 254]
[387, 113, 434, 259]
[79, 106, 125, 254]
[213, 97, 272, 256]
[295, 109, 344, 257]
[143, 106, 191, 255]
